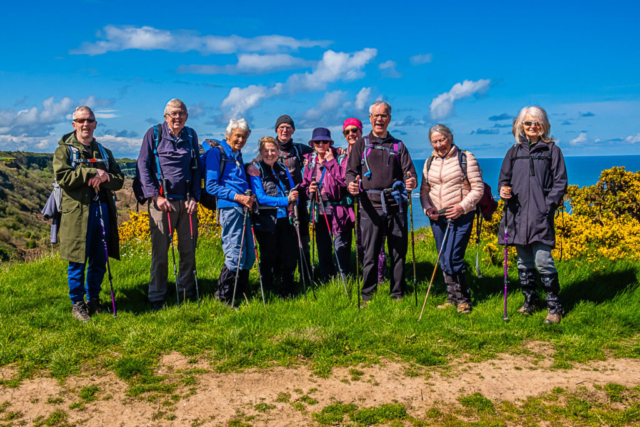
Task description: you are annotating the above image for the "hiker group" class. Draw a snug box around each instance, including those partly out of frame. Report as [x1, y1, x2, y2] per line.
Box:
[50, 101, 567, 325]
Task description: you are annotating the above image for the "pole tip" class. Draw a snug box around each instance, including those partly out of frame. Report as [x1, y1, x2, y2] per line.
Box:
[503, 316, 510, 322]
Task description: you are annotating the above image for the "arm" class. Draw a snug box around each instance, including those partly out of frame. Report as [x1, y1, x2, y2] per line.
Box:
[323, 156, 346, 187]
[419, 167, 434, 212]
[137, 127, 160, 199]
[400, 143, 417, 190]
[458, 152, 484, 213]
[345, 138, 364, 186]
[190, 131, 201, 201]
[546, 145, 568, 210]
[100, 147, 125, 191]
[249, 175, 289, 207]
[205, 148, 237, 202]
[54, 145, 96, 190]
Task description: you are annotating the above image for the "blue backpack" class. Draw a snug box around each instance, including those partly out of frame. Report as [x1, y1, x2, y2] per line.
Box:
[199, 139, 234, 211]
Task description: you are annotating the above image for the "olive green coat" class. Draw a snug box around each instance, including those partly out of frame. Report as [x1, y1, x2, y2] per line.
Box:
[53, 132, 124, 264]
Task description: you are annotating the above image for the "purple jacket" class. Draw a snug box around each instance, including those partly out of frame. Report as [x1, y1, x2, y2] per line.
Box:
[301, 148, 354, 234]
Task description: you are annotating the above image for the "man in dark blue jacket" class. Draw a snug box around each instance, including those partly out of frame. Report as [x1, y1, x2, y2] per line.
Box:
[136, 99, 200, 309]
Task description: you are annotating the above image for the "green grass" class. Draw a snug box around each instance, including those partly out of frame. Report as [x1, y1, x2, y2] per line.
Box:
[1, 230, 640, 387]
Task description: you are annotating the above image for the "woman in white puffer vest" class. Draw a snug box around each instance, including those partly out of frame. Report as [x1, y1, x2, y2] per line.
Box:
[419, 124, 484, 313]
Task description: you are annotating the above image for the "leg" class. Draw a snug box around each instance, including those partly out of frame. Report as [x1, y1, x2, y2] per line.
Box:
[315, 217, 336, 282]
[176, 201, 197, 297]
[449, 212, 475, 309]
[378, 234, 387, 284]
[279, 219, 299, 297]
[148, 201, 170, 303]
[217, 208, 245, 302]
[386, 208, 408, 299]
[255, 228, 276, 294]
[532, 242, 563, 319]
[86, 203, 108, 305]
[334, 223, 352, 277]
[515, 244, 541, 313]
[431, 216, 455, 305]
[359, 199, 384, 301]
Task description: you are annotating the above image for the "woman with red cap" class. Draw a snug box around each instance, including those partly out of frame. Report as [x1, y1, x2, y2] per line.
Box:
[302, 127, 352, 282]
[343, 118, 388, 284]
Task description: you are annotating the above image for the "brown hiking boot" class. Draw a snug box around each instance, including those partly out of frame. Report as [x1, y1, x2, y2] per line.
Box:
[437, 302, 455, 309]
[544, 312, 562, 324]
[518, 304, 538, 316]
[72, 301, 90, 322]
[457, 303, 472, 314]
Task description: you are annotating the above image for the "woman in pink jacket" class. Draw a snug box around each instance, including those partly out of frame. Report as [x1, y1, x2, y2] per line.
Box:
[419, 124, 484, 313]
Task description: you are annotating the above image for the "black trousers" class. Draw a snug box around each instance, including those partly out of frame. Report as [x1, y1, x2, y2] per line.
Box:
[360, 197, 408, 300]
[315, 216, 352, 281]
[255, 217, 298, 296]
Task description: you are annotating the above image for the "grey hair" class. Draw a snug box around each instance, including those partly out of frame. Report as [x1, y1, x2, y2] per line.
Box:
[163, 98, 187, 116]
[513, 106, 554, 144]
[369, 101, 392, 116]
[225, 118, 251, 138]
[428, 124, 454, 145]
[72, 106, 95, 121]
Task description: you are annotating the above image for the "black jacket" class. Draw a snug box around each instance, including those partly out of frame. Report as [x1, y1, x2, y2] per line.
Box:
[252, 161, 293, 233]
[498, 139, 568, 247]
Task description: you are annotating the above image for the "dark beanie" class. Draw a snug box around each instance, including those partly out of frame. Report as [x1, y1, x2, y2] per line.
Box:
[275, 115, 295, 131]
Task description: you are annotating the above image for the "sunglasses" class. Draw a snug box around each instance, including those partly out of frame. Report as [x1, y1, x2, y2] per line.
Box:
[314, 140, 331, 145]
[74, 119, 96, 124]
[523, 121, 541, 127]
[343, 128, 360, 135]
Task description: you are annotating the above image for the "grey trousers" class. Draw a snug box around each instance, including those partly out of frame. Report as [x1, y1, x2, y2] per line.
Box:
[148, 199, 198, 302]
[515, 242, 557, 275]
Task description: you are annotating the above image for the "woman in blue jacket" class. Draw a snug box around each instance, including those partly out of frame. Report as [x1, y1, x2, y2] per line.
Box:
[249, 137, 300, 297]
[205, 119, 255, 305]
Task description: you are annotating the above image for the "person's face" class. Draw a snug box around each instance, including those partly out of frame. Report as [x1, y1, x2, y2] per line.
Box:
[523, 114, 542, 140]
[228, 129, 248, 152]
[261, 142, 279, 165]
[164, 107, 188, 134]
[313, 140, 330, 155]
[72, 110, 97, 142]
[276, 124, 294, 143]
[430, 131, 452, 157]
[343, 126, 362, 145]
[369, 105, 391, 135]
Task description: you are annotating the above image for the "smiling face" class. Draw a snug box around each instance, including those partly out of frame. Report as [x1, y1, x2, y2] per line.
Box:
[369, 104, 391, 137]
[343, 126, 362, 145]
[228, 129, 248, 152]
[260, 141, 279, 166]
[164, 106, 188, 135]
[71, 109, 97, 144]
[523, 114, 542, 141]
[313, 140, 331, 155]
[430, 131, 452, 157]
[276, 124, 294, 143]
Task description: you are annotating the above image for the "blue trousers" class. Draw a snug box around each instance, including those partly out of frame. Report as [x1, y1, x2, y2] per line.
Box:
[68, 202, 110, 303]
[220, 207, 255, 271]
[430, 211, 475, 275]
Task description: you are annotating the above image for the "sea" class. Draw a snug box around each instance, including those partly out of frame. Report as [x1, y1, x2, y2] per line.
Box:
[409, 155, 640, 230]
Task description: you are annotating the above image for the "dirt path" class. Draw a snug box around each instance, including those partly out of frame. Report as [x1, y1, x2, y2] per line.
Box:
[2, 346, 640, 426]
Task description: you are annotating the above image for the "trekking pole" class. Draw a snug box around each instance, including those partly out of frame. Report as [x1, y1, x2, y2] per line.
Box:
[419, 214, 452, 321]
[355, 195, 361, 311]
[163, 179, 180, 307]
[316, 188, 349, 299]
[231, 190, 251, 307]
[503, 200, 510, 322]
[249, 222, 266, 307]
[475, 210, 483, 279]
[311, 197, 317, 276]
[185, 180, 200, 308]
[94, 192, 117, 318]
[408, 187, 418, 307]
[292, 204, 311, 300]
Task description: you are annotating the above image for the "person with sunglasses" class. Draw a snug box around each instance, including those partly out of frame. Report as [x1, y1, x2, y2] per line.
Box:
[343, 118, 388, 285]
[53, 106, 124, 322]
[136, 99, 201, 309]
[302, 127, 352, 281]
[498, 106, 568, 324]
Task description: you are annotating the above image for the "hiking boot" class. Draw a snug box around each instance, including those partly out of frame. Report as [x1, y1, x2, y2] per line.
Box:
[457, 303, 472, 314]
[359, 300, 369, 309]
[72, 301, 90, 322]
[544, 312, 562, 324]
[87, 297, 105, 315]
[437, 302, 455, 309]
[150, 300, 165, 311]
[518, 304, 539, 316]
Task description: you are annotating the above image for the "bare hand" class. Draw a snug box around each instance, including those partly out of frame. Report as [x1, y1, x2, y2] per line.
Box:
[87, 176, 101, 190]
[405, 171, 417, 192]
[185, 198, 197, 215]
[96, 169, 110, 183]
[445, 204, 465, 219]
[308, 181, 318, 194]
[348, 175, 361, 195]
[323, 149, 334, 163]
[288, 190, 299, 203]
[500, 186, 512, 199]
[235, 194, 254, 211]
[247, 164, 260, 177]
[337, 147, 346, 156]
[426, 207, 439, 220]
[156, 196, 172, 212]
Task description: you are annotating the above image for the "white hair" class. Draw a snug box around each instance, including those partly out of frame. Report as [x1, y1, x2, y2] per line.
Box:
[72, 106, 95, 121]
[163, 98, 187, 116]
[369, 101, 392, 116]
[225, 118, 251, 138]
[513, 106, 554, 144]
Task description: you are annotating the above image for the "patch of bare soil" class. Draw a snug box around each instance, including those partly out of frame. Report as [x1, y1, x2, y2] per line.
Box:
[2, 349, 640, 426]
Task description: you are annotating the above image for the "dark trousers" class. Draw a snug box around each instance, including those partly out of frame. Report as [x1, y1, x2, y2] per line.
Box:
[315, 217, 352, 281]
[255, 217, 298, 296]
[430, 211, 475, 275]
[216, 265, 249, 303]
[360, 198, 407, 300]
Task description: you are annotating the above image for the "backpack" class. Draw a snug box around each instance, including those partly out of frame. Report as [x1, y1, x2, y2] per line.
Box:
[132, 124, 196, 208]
[361, 135, 402, 179]
[425, 147, 498, 221]
[199, 139, 232, 211]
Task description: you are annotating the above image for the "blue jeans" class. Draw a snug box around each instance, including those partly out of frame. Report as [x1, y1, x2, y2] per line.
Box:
[219, 207, 255, 271]
[68, 202, 109, 303]
[430, 211, 475, 275]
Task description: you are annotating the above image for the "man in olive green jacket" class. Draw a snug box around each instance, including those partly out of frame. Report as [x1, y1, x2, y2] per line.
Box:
[53, 106, 124, 322]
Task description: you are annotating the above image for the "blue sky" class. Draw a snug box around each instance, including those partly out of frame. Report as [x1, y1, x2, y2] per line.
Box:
[2, 0, 639, 159]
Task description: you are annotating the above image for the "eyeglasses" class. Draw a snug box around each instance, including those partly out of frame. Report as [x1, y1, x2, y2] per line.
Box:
[166, 112, 187, 118]
[278, 125, 293, 131]
[74, 118, 96, 124]
[523, 121, 541, 127]
[314, 141, 330, 145]
[343, 128, 360, 135]
[371, 114, 389, 120]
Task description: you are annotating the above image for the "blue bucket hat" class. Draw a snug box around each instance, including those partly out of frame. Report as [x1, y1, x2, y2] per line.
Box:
[309, 127, 334, 146]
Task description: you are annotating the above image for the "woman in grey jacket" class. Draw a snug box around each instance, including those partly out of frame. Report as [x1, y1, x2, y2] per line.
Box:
[498, 106, 568, 324]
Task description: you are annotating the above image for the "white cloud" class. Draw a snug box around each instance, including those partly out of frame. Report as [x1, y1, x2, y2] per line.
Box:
[625, 133, 640, 143]
[570, 132, 588, 146]
[220, 84, 284, 119]
[94, 110, 119, 119]
[430, 79, 491, 120]
[355, 87, 371, 111]
[72, 25, 331, 56]
[378, 60, 402, 78]
[0, 97, 75, 137]
[178, 53, 314, 75]
[410, 53, 433, 65]
[303, 91, 348, 122]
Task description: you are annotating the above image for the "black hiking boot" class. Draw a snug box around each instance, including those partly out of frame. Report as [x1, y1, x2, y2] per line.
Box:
[87, 297, 106, 315]
[72, 301, 90, 322]
[150, 300, 165, 311]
